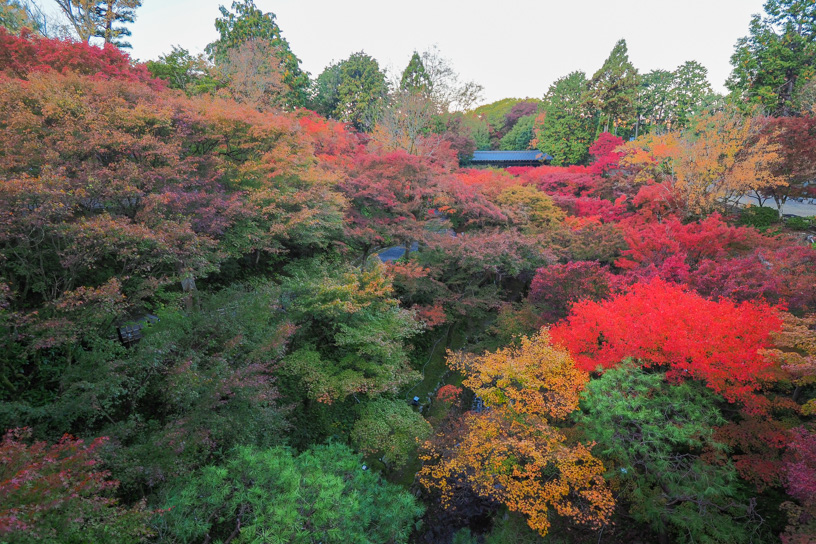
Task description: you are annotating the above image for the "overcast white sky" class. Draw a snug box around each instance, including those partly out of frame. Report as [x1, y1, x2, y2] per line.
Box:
[121, 0, 766, 106]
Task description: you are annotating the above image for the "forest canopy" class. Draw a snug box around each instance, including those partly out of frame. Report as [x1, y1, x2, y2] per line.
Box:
[0, 1, 815, 543]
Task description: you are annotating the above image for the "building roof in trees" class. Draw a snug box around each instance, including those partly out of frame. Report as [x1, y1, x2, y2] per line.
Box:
[471, 150, 552, 167]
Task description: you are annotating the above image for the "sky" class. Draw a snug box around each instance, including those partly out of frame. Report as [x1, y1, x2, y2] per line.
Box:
[122, 0, 768, 106]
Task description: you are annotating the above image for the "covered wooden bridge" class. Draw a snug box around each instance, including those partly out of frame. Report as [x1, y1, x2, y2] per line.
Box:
[470, 150, 553, 168]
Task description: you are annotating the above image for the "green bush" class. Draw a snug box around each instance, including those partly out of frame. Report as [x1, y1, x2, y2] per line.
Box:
[785, 215, 815, 230]
[738, 205, 779, 228]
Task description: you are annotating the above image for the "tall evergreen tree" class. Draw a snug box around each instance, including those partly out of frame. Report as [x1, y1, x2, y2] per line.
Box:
[728, 0, 816, 116]
[637, 62, 715, 134]
[589, 39, 640, 133]
[400, 51, 432, 94]
[309, 61, 342, 117]
[673, 60, 715, 127]
[638, 69, 674, 134]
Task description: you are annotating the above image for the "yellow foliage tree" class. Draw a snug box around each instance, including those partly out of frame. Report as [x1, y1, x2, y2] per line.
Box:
[763, 313, 816, 414]
[621, 109, 785, 216]
[493, 185, 565, 233]
[674, 110, 784, 214]
[419, 333, 614, 536]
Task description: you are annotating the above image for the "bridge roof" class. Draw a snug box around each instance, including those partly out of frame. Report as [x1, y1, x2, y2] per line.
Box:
[471, 150, 553, 163]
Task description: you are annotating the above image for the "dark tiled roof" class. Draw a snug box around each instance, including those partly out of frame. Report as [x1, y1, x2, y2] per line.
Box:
[471, 150, 552, 162]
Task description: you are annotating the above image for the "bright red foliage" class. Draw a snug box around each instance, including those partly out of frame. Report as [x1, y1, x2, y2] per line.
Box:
[517, 165, 600, 197]
[587, 132, 625, 176]
[551, 194, 630, 222]
[614, 213, 816, 313]
[615, 214, 771, 276]
[0, 28, 159, 87]
[435, 384, 462, 403]
[550, 278, 783, 410]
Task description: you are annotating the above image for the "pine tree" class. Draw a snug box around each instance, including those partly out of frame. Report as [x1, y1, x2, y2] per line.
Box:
[673, 60, 715, 127]
[94, 0, 141, 49]
[53, 0, 140, 46]
[580, 362, 762, 544]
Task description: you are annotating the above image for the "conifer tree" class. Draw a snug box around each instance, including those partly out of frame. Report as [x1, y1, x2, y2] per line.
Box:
[581, 363, 762, 544]
[673, 60, 715, 127]
[94, 0, 140, 49]
[333, 51, 388, 131]
[589, 39, 640, 133]
[54, 0, 140, 46]
[400, 51, 432, 94]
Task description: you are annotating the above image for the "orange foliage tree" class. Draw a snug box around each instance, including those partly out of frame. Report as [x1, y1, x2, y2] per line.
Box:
[419, 333, 614, 537]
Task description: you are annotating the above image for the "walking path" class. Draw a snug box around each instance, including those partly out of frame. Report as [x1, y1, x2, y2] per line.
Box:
[739, 196, 816, 217]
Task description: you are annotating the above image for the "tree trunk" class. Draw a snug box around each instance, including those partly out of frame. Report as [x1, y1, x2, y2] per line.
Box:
[778, 68, 797, 117]
[104, 1, 115, 44]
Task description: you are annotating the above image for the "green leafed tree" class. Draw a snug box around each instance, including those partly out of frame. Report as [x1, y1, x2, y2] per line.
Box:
[351, 398, 431, 469]
[308, 61, 342, 117]
[580, 362, 763, 544]
[146, 46, 216, 94]
[535, 71, 594, 165]
[331, 51, 388, 132]
[206, 0, 309, 108]
[728, 0, 816, 116]
[280, 259, 421, 403]
[637, 69, 674, 134]
[637, 62, 716, 134]
[160, 443, 424, 544]
[589, 39, 640, 133]
[499, 113, 536, 150]
[464, 113, 491, 150]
